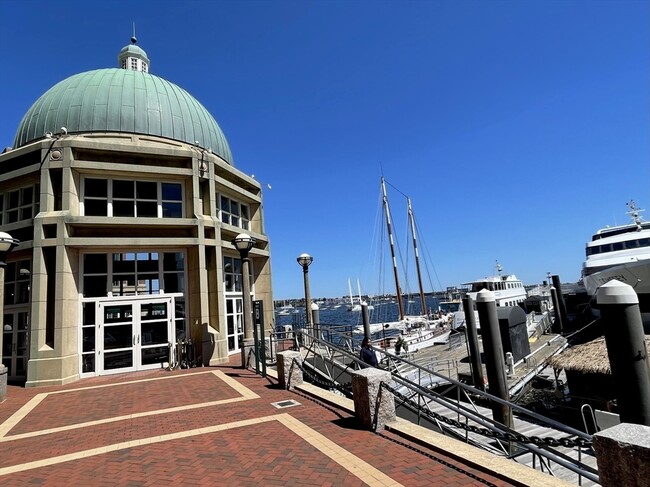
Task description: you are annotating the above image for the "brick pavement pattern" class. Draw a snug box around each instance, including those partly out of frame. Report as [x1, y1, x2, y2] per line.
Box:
[0, 361, 518, 486]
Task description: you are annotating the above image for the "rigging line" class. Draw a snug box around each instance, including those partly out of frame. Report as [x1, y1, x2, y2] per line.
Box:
[386, 194, 410, 297]
[413, 214, 444, 293]
[383, 177, 409, 200]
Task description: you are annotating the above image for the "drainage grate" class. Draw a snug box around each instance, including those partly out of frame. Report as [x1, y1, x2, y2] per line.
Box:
[271, 399, 301, 409]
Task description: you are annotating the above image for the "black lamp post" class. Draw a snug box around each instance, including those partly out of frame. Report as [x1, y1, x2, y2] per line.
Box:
[297, 253, 313, 333]
[232, 233, 255, 367]
[0, 232, 19, 383]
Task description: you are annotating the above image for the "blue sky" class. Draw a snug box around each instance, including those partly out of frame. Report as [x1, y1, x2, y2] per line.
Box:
[1, 0, 648, 300]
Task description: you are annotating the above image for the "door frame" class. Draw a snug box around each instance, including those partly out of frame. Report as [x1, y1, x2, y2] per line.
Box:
[96, 296, 174, 375]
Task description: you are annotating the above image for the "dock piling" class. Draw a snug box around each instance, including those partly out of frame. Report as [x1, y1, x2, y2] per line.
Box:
[476, 289, 513, 429]
[462, 295, 485, 391]
[597, 280, 650, 426]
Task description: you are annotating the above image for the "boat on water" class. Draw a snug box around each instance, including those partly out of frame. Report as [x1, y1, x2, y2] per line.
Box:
[582, 200, 650, 318]
[275, 301, 295, 316]
[347, 278, 374, 312]
[354, 177, 451, 338]
[463, 262, 527, 307]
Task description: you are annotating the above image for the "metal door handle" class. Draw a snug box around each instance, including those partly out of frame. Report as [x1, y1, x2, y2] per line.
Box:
[133, 335, 135, 345]
[137, 335, 140, 344]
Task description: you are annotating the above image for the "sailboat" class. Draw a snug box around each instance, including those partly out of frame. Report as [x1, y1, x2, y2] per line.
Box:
[353, 178, 452, 346]
[347, 278, 374, 312]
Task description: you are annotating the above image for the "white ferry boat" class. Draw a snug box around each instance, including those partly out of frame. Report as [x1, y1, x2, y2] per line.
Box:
[582, 201, 650, 318]
[463, 265, 527, 307]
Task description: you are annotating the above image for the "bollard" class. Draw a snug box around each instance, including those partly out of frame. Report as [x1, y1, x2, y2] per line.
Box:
[361, 303, 371, 340]
[462, 295, 485, 391]
[351, 368, 395, 430]
[311, 302, 320, 341]
[592, 423, 650, 487]
[550, 287, 564, 334]
[276, 351, 303, 390]
[597, 280, 650, 426]
[476, 289, 513, 429]
[551, 275, 568, 330]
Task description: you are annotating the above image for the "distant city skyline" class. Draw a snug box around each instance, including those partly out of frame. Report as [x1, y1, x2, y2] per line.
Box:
[1, 0, 648, 300]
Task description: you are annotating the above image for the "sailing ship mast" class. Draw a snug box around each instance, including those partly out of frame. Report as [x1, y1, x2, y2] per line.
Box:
[407, 197, 428, 316]
[381, 177, 405, 321]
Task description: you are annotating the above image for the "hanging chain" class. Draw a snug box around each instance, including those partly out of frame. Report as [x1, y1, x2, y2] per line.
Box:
[380, 382, 591, 449]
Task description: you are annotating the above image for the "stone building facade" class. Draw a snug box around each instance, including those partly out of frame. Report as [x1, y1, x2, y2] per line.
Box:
[0, 38, 273, 387]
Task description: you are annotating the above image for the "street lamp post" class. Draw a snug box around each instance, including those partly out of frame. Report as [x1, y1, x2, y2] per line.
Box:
[0, 232, 19, 399]
[232, 233, 255, 368]
[297, 253, 313, 336]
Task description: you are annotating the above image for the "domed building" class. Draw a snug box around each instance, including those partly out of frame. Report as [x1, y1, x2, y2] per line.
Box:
[0, 38, 273, 387]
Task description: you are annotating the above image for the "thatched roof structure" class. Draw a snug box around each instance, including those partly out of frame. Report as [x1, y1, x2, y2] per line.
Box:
[549, 337, 650, 374]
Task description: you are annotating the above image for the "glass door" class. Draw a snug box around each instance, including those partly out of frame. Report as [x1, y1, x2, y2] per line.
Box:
[2, 311, 29, 381]
[100, 303, 136, 374]
[97, 297, 173, 374]
[139, 300, 172, 369]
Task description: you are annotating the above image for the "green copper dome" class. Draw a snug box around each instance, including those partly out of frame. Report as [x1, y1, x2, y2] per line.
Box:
[14, 68, 233, 164]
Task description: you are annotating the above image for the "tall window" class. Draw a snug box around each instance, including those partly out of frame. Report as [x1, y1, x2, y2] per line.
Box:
[223, 256, 253, 353]
[82, 178, 183, 218]
[0, 184, 39, 224]
[218, 195, 250, 230]
[3, 260, 31, 305]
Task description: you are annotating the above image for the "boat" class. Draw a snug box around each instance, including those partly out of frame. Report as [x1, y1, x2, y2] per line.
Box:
[347, 278, 374, 312]
[582, 200, 650, 319]
[276, 301, 294, 316]
[463, 261, 528, 307]
[354, 177, 451, 336]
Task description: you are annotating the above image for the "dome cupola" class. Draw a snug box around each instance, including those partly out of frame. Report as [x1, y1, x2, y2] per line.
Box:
[118, 36, 150, 73]
[13, 37, 233, 164]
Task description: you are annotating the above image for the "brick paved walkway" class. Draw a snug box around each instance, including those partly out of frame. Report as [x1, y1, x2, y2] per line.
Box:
[0, 361, 525, 486]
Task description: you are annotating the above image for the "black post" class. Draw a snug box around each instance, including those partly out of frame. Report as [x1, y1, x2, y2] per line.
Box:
[550, 287, 564, 333]
[252, 301, 260, 374]
[462, 295, 485, 391]
[551, 275, 568, 331]
[597, 280, 650, 426]
[476, 290, 513, 429]
[361, 303, 371, 340]
[254, 300, 266, 378]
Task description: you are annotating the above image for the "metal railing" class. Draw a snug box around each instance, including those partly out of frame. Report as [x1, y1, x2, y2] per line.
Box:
[286, 326, 599, 485]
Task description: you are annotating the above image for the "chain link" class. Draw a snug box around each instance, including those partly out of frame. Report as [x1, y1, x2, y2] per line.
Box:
[381, 382, 591, 449]
[293, 360, 353, 398]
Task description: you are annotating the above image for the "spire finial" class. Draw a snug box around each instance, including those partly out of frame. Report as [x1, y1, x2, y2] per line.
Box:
[131, 22, 137, 44]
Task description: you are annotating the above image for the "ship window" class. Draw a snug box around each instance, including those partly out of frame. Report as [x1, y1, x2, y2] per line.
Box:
[639, 238, 650, 248]
[626, 240, 639, 249]
[612, 242, 624, 251]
